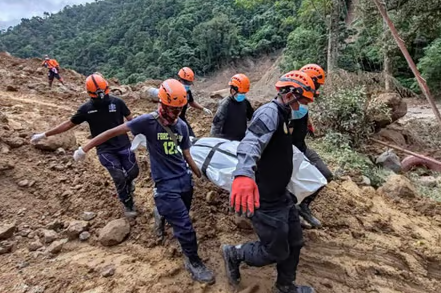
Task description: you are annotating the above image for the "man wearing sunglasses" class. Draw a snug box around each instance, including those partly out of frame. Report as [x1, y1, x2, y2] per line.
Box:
[222, 71, 316, 293]
[30, 74, 139, 217]
[210, 73, 254, 141]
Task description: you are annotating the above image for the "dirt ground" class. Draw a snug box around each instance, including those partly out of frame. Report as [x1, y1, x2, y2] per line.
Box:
[1, 52, 441, 293]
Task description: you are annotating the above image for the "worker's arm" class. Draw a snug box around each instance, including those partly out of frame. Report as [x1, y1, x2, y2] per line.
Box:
[125, 114, 134, 121]
[45, 121, 76, 136]
[210, 98, 229, 138]
[245, 99, 254, 121]
[82, 124, 129, 152]
[232, 105, 279, 180]
[183, 149, 201, 178]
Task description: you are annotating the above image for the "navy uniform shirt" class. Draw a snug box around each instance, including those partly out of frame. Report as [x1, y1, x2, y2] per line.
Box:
[70, 95, 131, 154]
[127, 112, 191, 183]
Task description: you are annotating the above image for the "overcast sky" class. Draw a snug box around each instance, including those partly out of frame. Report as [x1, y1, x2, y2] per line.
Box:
[0, 0, 93, 29]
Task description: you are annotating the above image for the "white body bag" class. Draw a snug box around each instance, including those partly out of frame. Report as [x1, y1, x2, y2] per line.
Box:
[189, 137, 327, 204]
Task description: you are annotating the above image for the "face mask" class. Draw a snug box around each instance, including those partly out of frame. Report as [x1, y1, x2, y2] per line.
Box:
[291, 104, 308, 120]
[235, 94, 246, 102]
[91, 94, 109, 107]
[184, 85, 190, 91]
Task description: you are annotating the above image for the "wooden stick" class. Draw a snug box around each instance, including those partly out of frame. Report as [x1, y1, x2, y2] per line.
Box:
[372, 0, 441, 128]
[370, 138, 441, 167]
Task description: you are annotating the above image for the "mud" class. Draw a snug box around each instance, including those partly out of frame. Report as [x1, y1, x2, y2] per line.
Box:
[1, 52, 441, 293]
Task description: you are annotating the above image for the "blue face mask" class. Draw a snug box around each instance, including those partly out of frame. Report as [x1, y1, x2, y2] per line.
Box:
[291, 104, 308, 120]
[235, 94, 246, 102]
[184, 85, 191, 91]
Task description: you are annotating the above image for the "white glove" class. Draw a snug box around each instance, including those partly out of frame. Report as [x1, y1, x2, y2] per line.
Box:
[73, 147, 87, 162]
[203, 108, 213, 116]
[30, 133, 46, 144]
[130, 134, 147, 152]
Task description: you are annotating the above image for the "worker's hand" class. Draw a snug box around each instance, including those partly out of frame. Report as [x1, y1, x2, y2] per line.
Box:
[30, 133, 46, 144]
[73, 147, 87, 162]
[194, 167, 202, 178]
[230, 176, 260, 218]
[203, 108, 213, 116]
[307, 124, 315, 138]
[130, 134, 147, 152]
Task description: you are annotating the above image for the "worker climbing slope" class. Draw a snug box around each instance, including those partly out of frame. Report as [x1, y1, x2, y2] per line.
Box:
[73, 79, 215, 285]
[41, 55, 65, 88]
[222, 71, 316, 293]
[210, 73, 254, 141]
[30, 74, 139, 217]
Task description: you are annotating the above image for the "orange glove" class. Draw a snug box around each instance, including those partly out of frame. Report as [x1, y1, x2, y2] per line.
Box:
[230, 176, 260, 217]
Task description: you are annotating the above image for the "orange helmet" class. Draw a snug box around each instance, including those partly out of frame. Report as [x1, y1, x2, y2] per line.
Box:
[178, 67, 195, 82]
[300, 64, 326, 85]
[228, 73, 250, 93]
[86, 74, 110, 98]
[158, 79, 188, 107]
[275, 70, 316, 100]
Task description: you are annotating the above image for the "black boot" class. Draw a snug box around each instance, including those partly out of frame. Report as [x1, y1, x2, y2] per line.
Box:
[184, 256, 215, 284]
[153, 206, 165, 240]
[221, 244, 241, 285]
[123, 198, 138, 218]
[273, 283, 315, 293]
[298, 200, 321, 228]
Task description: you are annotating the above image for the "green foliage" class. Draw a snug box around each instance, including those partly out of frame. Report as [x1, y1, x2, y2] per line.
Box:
[311, 87, 390, 146]
[0, 0, 289, 83]
[418, 38, 441, 93]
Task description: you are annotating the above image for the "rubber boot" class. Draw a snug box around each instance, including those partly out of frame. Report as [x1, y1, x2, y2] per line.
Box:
[123, 198, 138, 218]
[153, 206, 165, 240]
[221, 244, 241, 285]
[273, 283, 315, 293]
[184, 256, 215, 284]
[298, 198, 321, 228]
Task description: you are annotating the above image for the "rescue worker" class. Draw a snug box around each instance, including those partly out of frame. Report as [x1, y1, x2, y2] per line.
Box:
[290, 64, 333, 228]
[210, 73, 254, 141]
[177, 67, 213, 137]
[73, 79, 215, 285]
[41, 55, 65, 88]
[221, 71, 316, 293]
[30, 74, 139, 217]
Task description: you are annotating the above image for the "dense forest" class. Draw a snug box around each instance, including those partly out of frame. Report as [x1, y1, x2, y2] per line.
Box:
[0, 0, 440, 95]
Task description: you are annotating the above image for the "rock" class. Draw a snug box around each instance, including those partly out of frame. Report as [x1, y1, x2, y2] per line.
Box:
[0, 111, 8, 123]
[4, 137, 25, 148]
[206, 191, 216, 204]
[378, 174, 417, 199]
[34, 131, 76, 151]
[61, 190, 73, 198]
[79, 231, 91, 241]
[376, 150, 402, 173]
[0, 223, 16, 240]
[0, 158, 14, 171]
[210, 88, 229, 100]
[30, 286, 46, 293]
[66, 221, 89, 240]
[370, 93, 407, 128]
[46, 220, 64, 231]
[82, 212, 97, 221]
[6, 85, 18, 92]
[17, 261, 30, 269]
[234, 215, 253, 230]
[17, 179, 29, 187]
[98, 218, 130, 246]
[18, 229, 31, 237]
[377, 129, 406, 146]
[41, 229, 58, 244]
[0, 241, 14, 254]
[361, 175, 371, 186]
[55, 148, 66, 155]
[45, 238, 68, 254]
[101, 264, 116, 277]
[417, 176, 438, 188]
[36, 67, 44, 74]
[28, 240, 43, 251]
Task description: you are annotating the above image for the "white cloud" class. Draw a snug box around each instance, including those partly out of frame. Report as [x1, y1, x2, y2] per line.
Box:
[0, 0, 93, 29]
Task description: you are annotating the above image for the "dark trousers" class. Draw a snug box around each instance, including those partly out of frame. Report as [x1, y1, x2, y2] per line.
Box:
[98, 147, 139, 206]
[239, 194, 304, 286]
[154, 174, 198, 259]
[304, 148, 333, 202]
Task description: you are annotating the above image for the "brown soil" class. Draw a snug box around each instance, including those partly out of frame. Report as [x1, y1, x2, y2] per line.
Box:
[1, 52, 441, 293]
